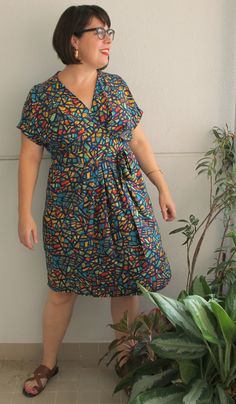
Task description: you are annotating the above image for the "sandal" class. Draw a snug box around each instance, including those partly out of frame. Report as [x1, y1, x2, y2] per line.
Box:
[22, 363, 59, 397]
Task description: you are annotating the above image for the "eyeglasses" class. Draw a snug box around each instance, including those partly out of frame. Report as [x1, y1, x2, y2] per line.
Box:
[74, 27, 115, 41]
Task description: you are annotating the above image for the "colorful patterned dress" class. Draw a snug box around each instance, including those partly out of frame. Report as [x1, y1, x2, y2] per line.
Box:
[16, 70, 172, 297]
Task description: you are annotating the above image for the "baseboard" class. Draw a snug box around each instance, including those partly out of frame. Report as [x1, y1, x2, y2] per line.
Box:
[0, 343, 111, 368]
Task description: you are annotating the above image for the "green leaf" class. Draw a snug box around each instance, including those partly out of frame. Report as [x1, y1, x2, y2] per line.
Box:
[183, 379, 207, 403]
[226, 345, 236, 385]
[108, 310, 129, 332]
[183, 295, 221, 345]
[191, 276, 212, 297]
[136, 283, 158, 306]
[178, 360, 200, 384]
[225, 231, 236, 247]
[177, 219, 189, 223]
[128, 385, 186, 404]
[169, 227, 187, 235]
[137, 285, 202, 340]
[196, 162, 210, 170]
[209, 300, 236, 345]
[216, 384, 235, 403]
[128, 369, 178, 403]
[205, 149, 215, 156]
[197, 169, 209, 176]
[177, 290, 189, 302]
[150, 332, 207, 360]
[196, 384, 214, 403]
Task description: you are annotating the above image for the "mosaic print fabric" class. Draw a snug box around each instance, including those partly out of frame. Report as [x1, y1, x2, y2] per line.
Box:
[16, 70, 172, 297]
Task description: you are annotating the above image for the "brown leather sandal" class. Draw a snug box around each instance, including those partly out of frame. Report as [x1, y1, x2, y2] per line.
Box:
[22, 363, 59, 398]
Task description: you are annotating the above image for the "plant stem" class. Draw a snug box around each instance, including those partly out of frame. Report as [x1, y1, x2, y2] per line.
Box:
[187, 211, 213, 291]
[216, 216, 231, 266]
[186, 242, 191, 290]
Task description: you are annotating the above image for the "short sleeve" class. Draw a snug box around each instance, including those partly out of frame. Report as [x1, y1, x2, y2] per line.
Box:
[119, 75, 144, 130]
[16, 86, 46, 146]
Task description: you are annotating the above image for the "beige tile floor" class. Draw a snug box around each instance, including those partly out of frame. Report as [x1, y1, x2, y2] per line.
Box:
[0, 360, 129, 404]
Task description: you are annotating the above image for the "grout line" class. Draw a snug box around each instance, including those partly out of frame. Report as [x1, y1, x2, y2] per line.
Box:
[10, 392, 16, 404]
[53, 390, 58, 404]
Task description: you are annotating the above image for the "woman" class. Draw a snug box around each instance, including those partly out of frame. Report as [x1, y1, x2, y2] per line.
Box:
[17, 4, 176, 398]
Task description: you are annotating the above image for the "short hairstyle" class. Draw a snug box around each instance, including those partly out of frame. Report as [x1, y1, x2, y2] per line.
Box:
[52, 5, 111, 66]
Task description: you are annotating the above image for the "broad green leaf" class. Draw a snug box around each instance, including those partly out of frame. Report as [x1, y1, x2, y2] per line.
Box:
[225, 281, 236, 321]
[178, 360, 200, 384]
[183, 295, 221, 345]
[128, 369, 178, 403]
[216, 384, 235, 403]
[150, 332, 207, 360]
[209, 300, 236, 344]
[177, 289, 188, 302]
[191, 276, 212, 297]
[114, 358, 178, 394]
[226, 345, 236, 385]
[226, 231, 236, 247]
[196, 384, 214, 403]
[183, 379, 207, 403]
[136, 283, 157, 306]
[137, 285, 202, 339]
[128, 385, 186, 404]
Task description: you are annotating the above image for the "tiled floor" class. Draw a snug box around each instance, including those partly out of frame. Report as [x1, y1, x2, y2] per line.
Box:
[0, 360, 129, 404]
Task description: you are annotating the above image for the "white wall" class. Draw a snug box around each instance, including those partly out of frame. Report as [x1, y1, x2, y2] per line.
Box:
[1, 0, 235, 342]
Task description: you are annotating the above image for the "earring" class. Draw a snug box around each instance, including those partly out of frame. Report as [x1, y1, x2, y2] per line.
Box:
[74, 49, 80, 60]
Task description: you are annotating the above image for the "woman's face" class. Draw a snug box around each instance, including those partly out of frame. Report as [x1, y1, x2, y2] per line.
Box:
[71, 16, 113, 69]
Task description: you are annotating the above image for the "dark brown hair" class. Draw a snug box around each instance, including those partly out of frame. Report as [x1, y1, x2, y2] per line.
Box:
[52, 5, 111, 66]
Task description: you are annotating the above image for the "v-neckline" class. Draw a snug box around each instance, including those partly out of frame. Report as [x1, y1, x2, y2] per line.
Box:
[54, 70, 101, 113]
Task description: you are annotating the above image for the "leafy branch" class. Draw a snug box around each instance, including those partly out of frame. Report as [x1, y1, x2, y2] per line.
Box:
[170, 125, 236, 292]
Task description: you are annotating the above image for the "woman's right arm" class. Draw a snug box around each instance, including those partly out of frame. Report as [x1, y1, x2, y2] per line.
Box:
[18, 132, 44, 250]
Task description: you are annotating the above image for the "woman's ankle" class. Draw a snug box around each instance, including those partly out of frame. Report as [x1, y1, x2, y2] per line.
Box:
[41, 358, 57, 369]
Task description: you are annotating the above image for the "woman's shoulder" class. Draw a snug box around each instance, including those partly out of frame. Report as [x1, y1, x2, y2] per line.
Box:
[26, 72, 59, 104]
[100, 70, 128, 90]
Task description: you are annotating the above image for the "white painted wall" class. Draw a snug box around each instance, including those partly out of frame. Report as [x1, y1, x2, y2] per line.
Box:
[1, 0, 235, 342]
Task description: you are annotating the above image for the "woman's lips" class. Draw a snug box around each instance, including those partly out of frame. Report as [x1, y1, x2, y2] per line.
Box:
[100, 49, 109, 56]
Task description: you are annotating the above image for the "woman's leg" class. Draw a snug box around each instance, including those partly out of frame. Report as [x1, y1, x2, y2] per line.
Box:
[110, 295, 140, 367]
[24, 289, 77, 394]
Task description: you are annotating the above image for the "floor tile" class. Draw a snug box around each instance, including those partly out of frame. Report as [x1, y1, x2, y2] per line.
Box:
[99, 389, 121, 403]
[12, 391, 55, 403]
[0, 392, 14, 404]
[1, 360, 130, 403]
[76, 389, 100, 404]
[77, 367, 101, 390]
[55, 390, 77, 404]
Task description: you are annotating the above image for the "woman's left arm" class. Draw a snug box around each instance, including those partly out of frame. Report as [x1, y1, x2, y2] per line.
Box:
[129, 123, 176, 222]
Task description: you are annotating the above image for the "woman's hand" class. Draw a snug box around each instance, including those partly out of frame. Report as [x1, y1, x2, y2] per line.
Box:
[18, 214, 39, 250]
[158, 190, 176, 222]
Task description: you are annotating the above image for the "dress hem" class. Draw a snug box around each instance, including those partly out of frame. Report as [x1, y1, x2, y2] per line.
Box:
[47, 280, 170, 298]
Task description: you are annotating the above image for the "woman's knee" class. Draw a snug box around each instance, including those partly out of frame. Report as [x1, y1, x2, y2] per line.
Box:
[47, 289, 77, 305]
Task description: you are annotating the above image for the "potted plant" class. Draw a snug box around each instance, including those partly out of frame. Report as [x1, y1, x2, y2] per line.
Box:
[98, 125, 236, 401]
[125, 281, 236, 403]
[98, 307, 173, 397]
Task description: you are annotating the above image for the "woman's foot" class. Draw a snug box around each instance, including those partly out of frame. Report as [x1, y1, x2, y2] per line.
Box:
[22, 363, 59, 397]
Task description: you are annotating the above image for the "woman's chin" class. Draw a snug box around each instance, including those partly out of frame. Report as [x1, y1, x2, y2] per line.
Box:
[98, 55, 110, 70]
